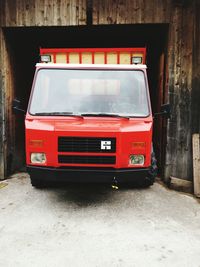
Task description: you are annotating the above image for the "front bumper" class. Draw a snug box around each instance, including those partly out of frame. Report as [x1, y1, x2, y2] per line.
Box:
[27, 165, 150, 183]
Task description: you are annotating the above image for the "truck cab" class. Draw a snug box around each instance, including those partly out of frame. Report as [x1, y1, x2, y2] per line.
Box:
[25, 48, 157, 187]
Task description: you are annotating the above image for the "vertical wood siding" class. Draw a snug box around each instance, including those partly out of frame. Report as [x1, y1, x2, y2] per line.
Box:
[0, 27, 16, 179]
[93, 0, 171, 24]
[192, 0, 200, 134]
[0, 29, 5, 179]
[165, 2, 194, 181]
[0, 1, 5, 178]
[0, 0, 87, 26]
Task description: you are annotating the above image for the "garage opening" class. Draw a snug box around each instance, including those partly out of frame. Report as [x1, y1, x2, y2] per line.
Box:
[4, 24, 169, 177]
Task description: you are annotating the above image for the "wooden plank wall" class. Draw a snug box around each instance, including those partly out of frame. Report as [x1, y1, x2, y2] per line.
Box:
[0, 28, 6, 179]
[0, 1, 4, 178]
[0, 28, 15, 179]
[93, 0, 171, 24]
[192, 134, 200, 197]
[165, 2, 194, 181]
[0, 0, 87, 26]
[192, 0, 200, 134]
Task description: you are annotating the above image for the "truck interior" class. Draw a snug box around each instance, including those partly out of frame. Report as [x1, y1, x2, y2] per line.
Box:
[4, 24, 169, 177]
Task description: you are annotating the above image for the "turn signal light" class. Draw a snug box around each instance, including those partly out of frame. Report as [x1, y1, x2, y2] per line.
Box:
[29, 140, 44, 147]
[132, 142, 145, 149]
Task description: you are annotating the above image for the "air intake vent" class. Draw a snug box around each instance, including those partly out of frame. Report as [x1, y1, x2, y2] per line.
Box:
[58, 137, 116, 153]
[58, 155, 116, 165]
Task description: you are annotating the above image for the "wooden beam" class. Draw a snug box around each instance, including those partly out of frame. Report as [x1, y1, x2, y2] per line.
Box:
[169, 176, 193, 194]
[0, 29, 6, 180]
[192, 134, 200, 197]
[0, 27, 15, 179]
[164, 2, 194, 182]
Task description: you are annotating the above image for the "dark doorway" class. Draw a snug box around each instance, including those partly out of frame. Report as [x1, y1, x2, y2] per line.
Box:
[4, 24, 169, 175]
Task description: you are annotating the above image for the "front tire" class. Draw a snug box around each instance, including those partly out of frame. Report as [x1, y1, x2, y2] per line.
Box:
[30, 176, 45, 188]
[142, 151, 158, 187]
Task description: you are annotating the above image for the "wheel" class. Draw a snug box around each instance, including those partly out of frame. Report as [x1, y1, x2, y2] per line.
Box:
[142, 151, 158, 187]
[30, 176, 45, 188]
[135, 151, 158, 188]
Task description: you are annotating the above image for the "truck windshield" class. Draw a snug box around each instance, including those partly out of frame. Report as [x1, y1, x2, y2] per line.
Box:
[29, 69, 149, 117]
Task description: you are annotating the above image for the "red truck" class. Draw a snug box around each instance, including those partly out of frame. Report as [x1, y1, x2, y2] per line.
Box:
[13, 48, 169, 188]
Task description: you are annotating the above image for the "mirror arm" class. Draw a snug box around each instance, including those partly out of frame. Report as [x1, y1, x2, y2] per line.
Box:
[16, 107, 26, 113]
[13, 106, 26, 114]
[154, 111, 166, 116]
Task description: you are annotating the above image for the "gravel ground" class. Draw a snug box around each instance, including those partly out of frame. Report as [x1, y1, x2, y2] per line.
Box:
[0, 173, 200, 267]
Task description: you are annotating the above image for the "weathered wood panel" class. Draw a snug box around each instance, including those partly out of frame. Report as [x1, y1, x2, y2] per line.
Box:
[193, 134, 200, 197]
[93, 0, 172, 24]
[0, 0, 87, 26]
[0, 28, 6, 179]
[0, 27, 16, 179]
[165, 2, 194, 181]
[192, 0, 200, 134]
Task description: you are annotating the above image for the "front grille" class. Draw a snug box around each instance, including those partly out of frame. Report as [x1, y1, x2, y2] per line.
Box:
[58, 137, 116, 153]
[58, 155, 116, 165]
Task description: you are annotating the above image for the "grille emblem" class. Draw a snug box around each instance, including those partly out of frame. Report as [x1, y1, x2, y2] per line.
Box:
[101, 141, 111, 150]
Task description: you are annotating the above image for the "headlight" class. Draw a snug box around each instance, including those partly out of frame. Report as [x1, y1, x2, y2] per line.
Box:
[31, 153, 46, 164]
[129, 155, 145, 165]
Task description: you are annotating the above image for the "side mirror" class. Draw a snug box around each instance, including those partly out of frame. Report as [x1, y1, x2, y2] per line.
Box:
[160, 103, 171, 118]
[154, 103, 171, 119]
[12, 99, 25, 115]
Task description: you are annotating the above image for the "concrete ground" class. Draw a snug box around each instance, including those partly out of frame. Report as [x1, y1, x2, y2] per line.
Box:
[0, 173, 200, 267]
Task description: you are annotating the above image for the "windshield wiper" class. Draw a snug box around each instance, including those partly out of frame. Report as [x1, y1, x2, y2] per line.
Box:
[81, 113, 130, 119]
[33, 112, 130, 119]
[34, 112, 83, 118]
